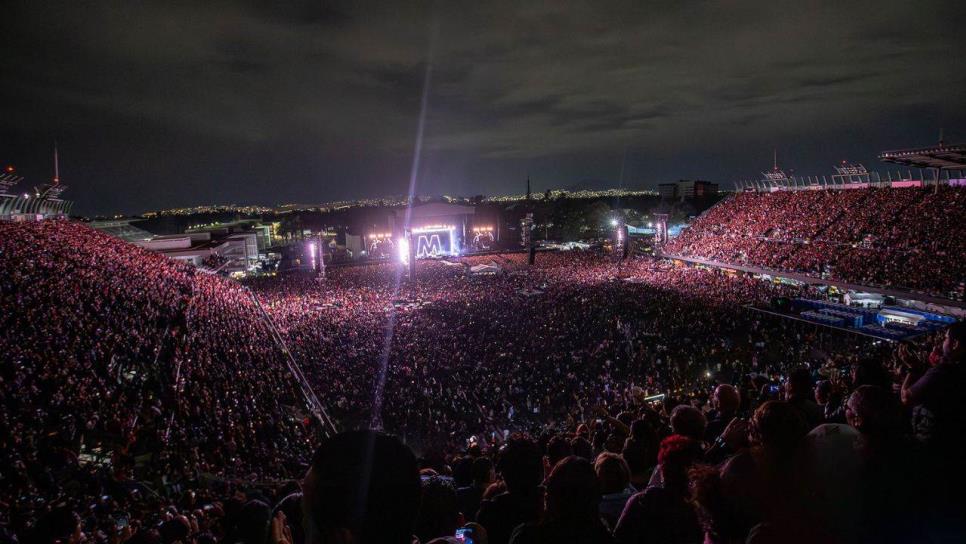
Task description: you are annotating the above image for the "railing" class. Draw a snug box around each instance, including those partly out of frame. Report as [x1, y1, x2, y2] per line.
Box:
[244, 287, 339, 437]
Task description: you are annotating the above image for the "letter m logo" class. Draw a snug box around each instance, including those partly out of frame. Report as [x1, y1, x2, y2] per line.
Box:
[416, 234, 443, 258]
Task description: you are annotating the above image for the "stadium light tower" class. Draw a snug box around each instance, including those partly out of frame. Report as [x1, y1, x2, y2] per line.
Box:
[316, 233, 326, 279]
[610, 214, 627, 262]
[401, 228, 416, 280]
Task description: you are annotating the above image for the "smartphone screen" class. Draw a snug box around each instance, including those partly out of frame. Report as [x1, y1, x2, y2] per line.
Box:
[455, 527, 474, 543]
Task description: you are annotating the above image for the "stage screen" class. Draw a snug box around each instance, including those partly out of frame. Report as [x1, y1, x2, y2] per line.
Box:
[412, 226, 457, 258]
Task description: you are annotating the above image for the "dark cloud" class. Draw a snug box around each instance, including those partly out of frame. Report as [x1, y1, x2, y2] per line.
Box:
[1, 0, 963, 214]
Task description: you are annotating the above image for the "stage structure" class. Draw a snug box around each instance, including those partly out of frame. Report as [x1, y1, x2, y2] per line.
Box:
[398, 228, 417, 280]
[0, 155, 74, 219]
[879, 139, 966, 193]
[611, 217, 628, 261]
[733, 140, 966, 193]
[654, 214, 669, 246]
[315, 233, 326, 278]
[520, 212, 536, 264]
[392, 202, 482, 260]
[366, 232, 395, 260]
[470, 226, 495, 251]
[520, 213, 533, 248]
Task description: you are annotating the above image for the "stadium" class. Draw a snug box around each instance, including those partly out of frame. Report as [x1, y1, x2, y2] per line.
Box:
[1, 137, 965, 543]
[4, 0, 966, 539]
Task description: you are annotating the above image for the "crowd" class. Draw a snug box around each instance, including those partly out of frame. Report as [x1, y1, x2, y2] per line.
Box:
[665, 186, 966, 297]
[1, 219, 964, 543]
[249, 253, 843, 453]
[0, 221, 319, 542]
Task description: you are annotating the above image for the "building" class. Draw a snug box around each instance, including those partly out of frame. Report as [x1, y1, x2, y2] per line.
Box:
[186, 220, 272, 251]
[88, 219, 155, 243]
[1, 170, 73, 220]
[658, 183, 678, 200]
[133, 231, 258, 272]
[659, 180, 719, 201]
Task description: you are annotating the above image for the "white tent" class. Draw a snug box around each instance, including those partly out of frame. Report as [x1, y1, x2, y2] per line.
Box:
[469, 261, 501, 275]
[844, 291, 885, 308]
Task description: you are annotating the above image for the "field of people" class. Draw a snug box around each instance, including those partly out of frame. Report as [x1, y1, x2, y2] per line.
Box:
[248, 253, 885, 453]
[1, 219, 963, 543]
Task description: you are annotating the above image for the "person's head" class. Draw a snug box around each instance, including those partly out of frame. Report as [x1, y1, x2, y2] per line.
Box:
[32, 506, 81, 544]
[750, 401, 808, 455]
[621, 440, 650, 482]
[235, 500, 271, 544]
[496, 434, 543, 493]
[846, 385, 903, 439]
[470, 456, 494, 487]
[691, 457, 760, 543]
[545, 435, 573, 467]
[301, 430, 421, 544]
[657, 435, 702, 492]
[159, 516, 192, 544]
[616, 411, 635, 428]
[594, 452, 630, 495]
[943, 322, 966, 362]
[570, 436, 594, 461]
[850, 358, 891, 389]
[713, 384, 741, 415]
[629, 419, 651, 442]
[603, 433, 624, 453]
[452, 456, 474, 488]
[670, 405, 707, 441]
[544, 456, 600, 520]
[274, 492, 305, 544]
[482, 480, 506, 501]
[414, 476, 461, 543]
[814, 380, 832, 405]
[784, 367, 812, 401]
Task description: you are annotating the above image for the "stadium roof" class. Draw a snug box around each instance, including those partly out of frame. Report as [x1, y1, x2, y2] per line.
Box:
[878, 143, 966, 170]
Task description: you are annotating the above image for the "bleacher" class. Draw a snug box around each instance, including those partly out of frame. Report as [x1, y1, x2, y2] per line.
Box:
[665, 186, 966, 297]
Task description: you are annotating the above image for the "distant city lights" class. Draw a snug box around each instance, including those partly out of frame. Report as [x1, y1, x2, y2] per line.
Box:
[143, 188, 660, 217]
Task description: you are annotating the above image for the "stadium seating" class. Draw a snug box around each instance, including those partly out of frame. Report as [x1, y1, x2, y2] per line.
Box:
[665, 186, 966, 296]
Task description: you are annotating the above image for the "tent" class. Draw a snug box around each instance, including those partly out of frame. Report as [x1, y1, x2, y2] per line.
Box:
[469, 261, 501, 275]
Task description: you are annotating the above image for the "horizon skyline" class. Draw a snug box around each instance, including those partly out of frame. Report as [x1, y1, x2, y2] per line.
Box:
[3, 135, 959, 217]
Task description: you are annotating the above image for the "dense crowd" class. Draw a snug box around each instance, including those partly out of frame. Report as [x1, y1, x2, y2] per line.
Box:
[0, 221, 318, 542]
[1, 219, 964, 543]
[665, 186, 966, 297]
[249, 253, 844, 452]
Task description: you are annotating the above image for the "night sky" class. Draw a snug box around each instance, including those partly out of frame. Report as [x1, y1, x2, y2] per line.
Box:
[2, 1, 964, 215]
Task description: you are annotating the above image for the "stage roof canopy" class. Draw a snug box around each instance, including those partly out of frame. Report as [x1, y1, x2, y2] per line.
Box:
[878, 143, 966, 170]
[396, 202, 476, 219]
